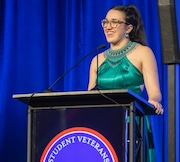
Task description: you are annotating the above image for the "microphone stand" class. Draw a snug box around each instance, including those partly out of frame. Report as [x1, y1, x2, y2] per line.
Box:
[44, 44, 106, 92]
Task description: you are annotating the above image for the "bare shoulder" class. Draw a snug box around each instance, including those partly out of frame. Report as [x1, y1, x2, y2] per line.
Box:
[134, 44, 155, 62]
[136, 44, 155, 58]
[91, 52, 105, 65]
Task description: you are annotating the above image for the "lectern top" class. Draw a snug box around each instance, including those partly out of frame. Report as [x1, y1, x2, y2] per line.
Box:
[12, 89, 156, 115]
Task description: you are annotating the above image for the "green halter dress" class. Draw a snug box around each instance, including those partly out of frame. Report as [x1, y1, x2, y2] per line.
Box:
[96, 41, 155, 162]
[97, 41, 143, 95]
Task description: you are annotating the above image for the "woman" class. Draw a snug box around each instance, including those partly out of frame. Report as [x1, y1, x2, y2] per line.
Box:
[88, 5, 163, 161]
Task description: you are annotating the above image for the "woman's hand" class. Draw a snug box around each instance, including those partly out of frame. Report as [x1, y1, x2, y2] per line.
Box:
[148, 100, 164, 115]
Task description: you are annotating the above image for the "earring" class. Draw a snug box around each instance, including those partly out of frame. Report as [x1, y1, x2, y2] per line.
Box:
[125, 33, 129, 38]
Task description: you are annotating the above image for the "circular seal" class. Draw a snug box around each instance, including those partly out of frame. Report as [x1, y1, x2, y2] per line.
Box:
[40, 127, 119, 162]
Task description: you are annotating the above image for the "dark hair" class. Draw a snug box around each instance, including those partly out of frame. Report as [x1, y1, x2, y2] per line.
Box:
[110, 5, 147, 46]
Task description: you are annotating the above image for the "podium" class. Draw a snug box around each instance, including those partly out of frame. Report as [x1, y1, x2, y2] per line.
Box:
[13, 89, 156, 162]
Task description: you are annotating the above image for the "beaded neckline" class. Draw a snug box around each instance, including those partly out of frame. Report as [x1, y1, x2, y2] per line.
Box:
[105, 41, 138, 68]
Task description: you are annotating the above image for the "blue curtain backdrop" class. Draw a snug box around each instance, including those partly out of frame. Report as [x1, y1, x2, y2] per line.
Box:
[0, 0, 179, 161]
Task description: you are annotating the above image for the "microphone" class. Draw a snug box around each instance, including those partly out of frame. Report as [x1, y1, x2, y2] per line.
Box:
[44, 44, 106, 92]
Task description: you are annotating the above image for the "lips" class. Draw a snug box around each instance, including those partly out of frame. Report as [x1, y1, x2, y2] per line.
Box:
[106, 31, 114, 37]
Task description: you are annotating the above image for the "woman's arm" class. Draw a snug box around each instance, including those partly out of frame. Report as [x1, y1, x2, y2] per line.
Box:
[88, 56, 98, 90]
[141, 46, 163, 114]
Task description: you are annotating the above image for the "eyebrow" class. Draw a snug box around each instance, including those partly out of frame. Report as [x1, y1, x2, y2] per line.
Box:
[105, 18, 123, 21]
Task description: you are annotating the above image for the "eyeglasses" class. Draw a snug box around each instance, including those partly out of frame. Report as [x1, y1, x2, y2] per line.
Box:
[101, 19, 128, 28]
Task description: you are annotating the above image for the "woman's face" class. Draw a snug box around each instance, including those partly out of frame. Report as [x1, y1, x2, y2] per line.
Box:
[103, 9, 129, 45]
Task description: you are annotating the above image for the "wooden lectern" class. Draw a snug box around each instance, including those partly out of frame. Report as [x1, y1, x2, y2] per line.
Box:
[13, 89, 156, 162]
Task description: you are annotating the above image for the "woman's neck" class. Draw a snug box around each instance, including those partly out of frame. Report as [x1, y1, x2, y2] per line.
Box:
[110, 39, 130, 50]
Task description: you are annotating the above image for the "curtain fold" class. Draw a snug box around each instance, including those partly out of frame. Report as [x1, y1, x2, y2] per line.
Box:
[1, 0, 178, 161]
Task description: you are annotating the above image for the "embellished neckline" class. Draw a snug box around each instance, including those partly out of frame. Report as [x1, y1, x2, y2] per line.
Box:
[105, 41, 138, 67]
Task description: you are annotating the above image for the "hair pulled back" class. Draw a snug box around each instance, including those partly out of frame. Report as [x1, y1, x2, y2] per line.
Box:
[110, 5, 147, 46]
